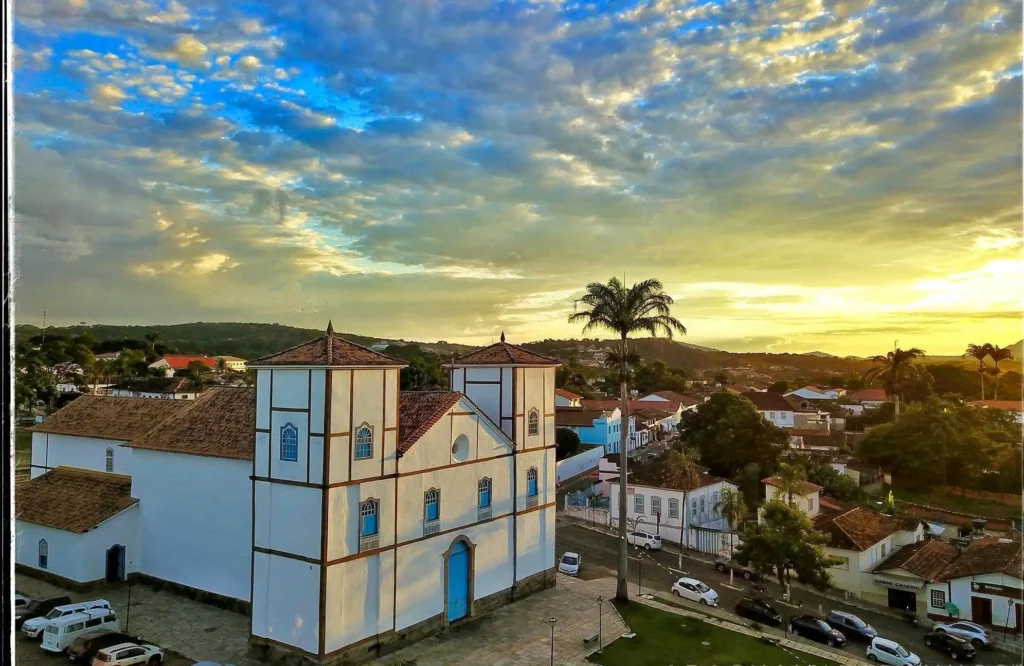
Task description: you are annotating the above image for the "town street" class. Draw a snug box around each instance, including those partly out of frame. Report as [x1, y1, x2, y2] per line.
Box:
[556, 520, 1015, 666]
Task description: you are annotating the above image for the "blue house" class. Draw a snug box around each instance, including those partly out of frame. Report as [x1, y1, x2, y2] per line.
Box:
[555, 406, 644, 454]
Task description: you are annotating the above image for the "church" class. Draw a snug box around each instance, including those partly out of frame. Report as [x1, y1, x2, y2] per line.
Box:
[15, 325, 559, 665]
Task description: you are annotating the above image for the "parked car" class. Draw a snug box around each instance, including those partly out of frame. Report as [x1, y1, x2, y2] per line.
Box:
[866, 636, 920, 665]
[558, 552, 581, 577]
[932, 621, 991, 648]
[924, 631, 976, 661]
[68, 631, 141, 663]
[42, 609, 120, 653]
[789, 615, 847, 648]
[15, 595, 72, 629]
[671, 577, 719, 606]
[14, 593, 31, 610]
[21, 600, 111, 639]
[715, 558, 760, 580]
[93, 642, 163, 666]
[626, 531, 662, 550]
[734, 597, 782, 626]
[826, 610, 877, 642]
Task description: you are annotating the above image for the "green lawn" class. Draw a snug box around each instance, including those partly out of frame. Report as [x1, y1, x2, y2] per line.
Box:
[588, 602, 838, 666]
[891, 483, 1023, 521]
[15, 428, 31, 475]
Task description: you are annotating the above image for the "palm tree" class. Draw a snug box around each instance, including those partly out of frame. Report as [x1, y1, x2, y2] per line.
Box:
[986, 345, 1014, 400]
[183, 361, 213, 392]
[862, 347, 925, 417]
[773, 462, 809, 506]
[664, 447, 703, 571]
[713, 488, 747, 586]
[569, 277, 686, 602]
[963, 343, 992, 400]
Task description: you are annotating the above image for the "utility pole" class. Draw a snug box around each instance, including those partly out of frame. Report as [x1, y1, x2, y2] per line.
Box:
[41, 307, 47, 345]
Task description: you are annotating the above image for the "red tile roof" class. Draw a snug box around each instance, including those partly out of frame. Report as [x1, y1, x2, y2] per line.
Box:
[581, 399, 679, 414]
[125, 388, 256, 460]
[938, 541, 1023, 581]
[250, 330, 405, 367]
[555, 406, 611, 427]
[874, 539, 957, 581]
[762, 476, 823, 494]
[814, 507, 906, 551]
[741, 392, 794, 412]
[555, 388, 582, 400]
[970, 400, 1024, 411]
[156, 355, 217, 370]
[620, 460, 727, 493]
[112, 377, 195, 394]
[28, 395, 192, 441]
[16, 467, 138, 533]
[397, 391, 465, 453]
[451, 340, 560, 366]
[846, 388, 890, 402]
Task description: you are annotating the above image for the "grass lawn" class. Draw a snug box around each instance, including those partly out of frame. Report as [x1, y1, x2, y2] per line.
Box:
[891, 483, 1022, 521]
[15, 428, 31, 475]
[588, 602, 839, 666]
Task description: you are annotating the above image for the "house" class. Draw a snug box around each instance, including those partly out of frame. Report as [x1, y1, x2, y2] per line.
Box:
[786, 386, 841, 401]
[740, 392, 795, 428]
[640, 391, 703, 412]
[215, 355, 248, 371]
[95, 352, 122, 361]
[582, 398, 684, 435]
[111, 377, 201, 400]
[785, 396, 833, 431]
[554, 388, 582, 407]
[871, 538, 958, 617]
[969, 400, 1024, 424]
[722, 384, 753, 394]
[788, 429, 840, 454]
[16, 325, 558, 665]
[610, 460, 739, 554]
[148, 355, 217, 377]
[555, 406, 625, 450]
[925, 540, 1023, 632]
[761, 476, 823, 518]
[843, 388, 890, 416]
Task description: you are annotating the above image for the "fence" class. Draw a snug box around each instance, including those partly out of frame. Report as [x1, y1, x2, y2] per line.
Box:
[686, 526, 733, 557]
[556, 445, 605, 483]
[564, 502, 611, 527]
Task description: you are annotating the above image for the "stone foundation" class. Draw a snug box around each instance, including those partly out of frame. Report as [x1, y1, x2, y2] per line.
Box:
[15, 563, 108, 593]
[128, 572, 251, 616]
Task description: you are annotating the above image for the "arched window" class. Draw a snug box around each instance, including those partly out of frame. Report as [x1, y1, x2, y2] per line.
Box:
[478, 478, 492, 508]
[355, 425, 373, 460]
[668, 498, 679, 519]
[280, 423, 299, 461]
[528, 409, 539, 436]
[105, 448, 114, 473]
[38, 539, 48, 569]
[360, 499, 379, 537]
[424, 489, 440, 522]
[711, 491, 720, 519]
[526, 468, 538, 497]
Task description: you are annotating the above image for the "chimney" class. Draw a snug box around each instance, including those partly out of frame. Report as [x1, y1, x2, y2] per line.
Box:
[956, 536, 972, 554]
[972, 518, 987, 536]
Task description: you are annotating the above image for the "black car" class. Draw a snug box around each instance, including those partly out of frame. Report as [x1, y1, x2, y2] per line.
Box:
[15, 595, 72, 629]
[790, 615, 847, 648]
[735, 597, 783, 626]
[67, 630, 141, 663]
[826, 610, 878, 642]
[925, 631, 976, 661]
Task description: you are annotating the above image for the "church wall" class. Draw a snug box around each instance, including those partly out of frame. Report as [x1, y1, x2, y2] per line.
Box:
[350, 369, 389, 482]
[269, 410, 310, 484]
[326, 478, 396, 562]
[133, 449, 252, 601]
[515, 505, 556, 582]
[254, 480, 322, 562]
[30, 432, 131, 478]
[251, 550, 320, 655]
[16, 507, 138, 584]
[324, 550, 396, 653]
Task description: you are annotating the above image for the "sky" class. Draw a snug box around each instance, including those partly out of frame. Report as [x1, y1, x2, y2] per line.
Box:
[11, 0, 1023, 355]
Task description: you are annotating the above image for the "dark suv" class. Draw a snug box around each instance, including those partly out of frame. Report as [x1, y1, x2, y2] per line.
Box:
[825, 610, 877, 642]
[790, 615, 847, 648]
[15, 595, 72, 629]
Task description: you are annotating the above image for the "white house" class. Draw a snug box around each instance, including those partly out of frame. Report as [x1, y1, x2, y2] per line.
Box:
[554, 388, 582, 407]
[610, 461, 738, 554]
[842, 388, 890, 416]
[111, 377, 201, 400]
[740, 392, 795, 428]
[215, 356, 248, 371]
[925, 541, 1023, 632]
[639, 391, 702, 413]
[761, 476, 823, 518]
[148, 355, 217, 377]
[786, 386, 842, 401]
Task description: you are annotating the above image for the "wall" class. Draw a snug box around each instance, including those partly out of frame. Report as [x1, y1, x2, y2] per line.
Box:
[31, 432, 132, 478]
[15, 507, 138, 584]
[760, 410, 794, 428]
[252, 551, 321, 655]
[945, 573, 1024, 631]
[556, 446, 604, 483]
[765, 485, 821, 518]
[133, 449, 252, 601]
[610, 480, 734, 546]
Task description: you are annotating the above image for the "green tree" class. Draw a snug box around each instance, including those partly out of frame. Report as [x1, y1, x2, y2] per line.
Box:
[772, 462, 809, 505]
[713, 487, 747, 583]
[963, 344, 992, 400]
[806, 463, 861, 501]
[555, 428, 582, 460]
[181, 360, 213, 391]
[664, 446, 703, 568]
[863, 347, 925, 417]
[734, 501, 838, 596]
[676, 392, 788, 481]
[986, 345, 1014, 400]
[767, 380, 789, 394]
[556, 355, 587, 392]
[569, 277, 686, 602]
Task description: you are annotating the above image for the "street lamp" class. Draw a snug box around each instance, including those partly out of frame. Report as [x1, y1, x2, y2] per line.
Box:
[548, 617, 557, 666]
[597, 597, 603, 653]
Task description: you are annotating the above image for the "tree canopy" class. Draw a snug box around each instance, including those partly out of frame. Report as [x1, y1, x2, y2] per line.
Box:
[734, 501, 838, 591]
[556, 428, 582, 460]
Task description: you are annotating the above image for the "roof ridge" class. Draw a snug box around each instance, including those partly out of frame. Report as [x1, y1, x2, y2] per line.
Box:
[53, 466, 132, 482]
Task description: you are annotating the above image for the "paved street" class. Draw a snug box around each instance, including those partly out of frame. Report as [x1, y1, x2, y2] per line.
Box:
[556, 519, 1017, 666]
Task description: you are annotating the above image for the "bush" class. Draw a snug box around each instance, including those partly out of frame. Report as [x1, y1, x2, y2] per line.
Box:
[556, 427, 582, 460]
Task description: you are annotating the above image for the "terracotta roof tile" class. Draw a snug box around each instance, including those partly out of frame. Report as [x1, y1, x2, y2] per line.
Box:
[741, 392, 794, 412]
[452, 341, 560, 366]
[938, 541, 1023, 581]
[762, 476, 823, 494]
[155, 355, 217, 370]
[581, 399, 679, 414]
[874, 539, 958, 581]
[16, 467, 138, 533]
[28, 395, 192, 441]
[555, 388, 582, 400]
[398, 391, 465, 453]
[846, 388, 890, 402]
[970, 400, 1024, 411]
[250, 333, 405, 367]
[624, 460, 728, 493]
[555, 406, 610, 427]
[125, 388, 256, 460]
[814, 507, 905, 551]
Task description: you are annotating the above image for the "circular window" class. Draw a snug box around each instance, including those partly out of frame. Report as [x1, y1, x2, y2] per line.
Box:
[451, 434, 470, 462]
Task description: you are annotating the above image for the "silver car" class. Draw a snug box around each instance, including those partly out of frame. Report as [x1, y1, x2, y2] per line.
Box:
[932, 621, 991, 648]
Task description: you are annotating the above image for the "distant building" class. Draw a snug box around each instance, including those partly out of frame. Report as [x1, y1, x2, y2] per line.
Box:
[111, 377, 200, 400]
[148, 355, 217, 377]
[740, 392, 795, 428]
[215, 355, 247, 371]
[841, 388, 890, 416]
[554, 388, 582, 407]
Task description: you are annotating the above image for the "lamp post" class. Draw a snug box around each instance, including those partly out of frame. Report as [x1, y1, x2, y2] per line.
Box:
[548, 617, 557, 666]
[597, 597, 603, 653]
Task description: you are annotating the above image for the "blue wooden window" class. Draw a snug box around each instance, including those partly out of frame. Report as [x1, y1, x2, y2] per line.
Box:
[280, 423, 298, 461]
[355, 426, 373, 460]
[38, 539, 48, 569]
[424, 489, 440, 521]
[527, 468, 538, 497]
[528, 409, 539, 436]
[360, 499, 378, 536]
[478, 478, 492, 508]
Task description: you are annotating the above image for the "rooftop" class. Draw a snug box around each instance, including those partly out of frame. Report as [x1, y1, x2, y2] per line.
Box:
[555, 406, 611, 427]
[124, 388, 256, 461]
[938, 541, 1023, 581]
[873, 538, 957, 581]
[397, 391, 466, 453]
[450, 332, 560, 367]
[28, 395, 192, 441]
[153, 355, 216, 370]
[112, 376, 195, 394]
[813, 507, 908, 551]
[762, 476, 823, 494]
[249, 321, 406, 368]
[621, 459, 727, 493]
[969, 400, 1024, 411]
[846, 388, 890, 402]
[555, 388, 582, 400]
[16, 467, 138, 533]
[741, 391, 794, 412]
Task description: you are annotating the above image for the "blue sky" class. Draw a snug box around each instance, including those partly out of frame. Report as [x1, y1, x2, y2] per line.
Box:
[13, 0, 1023, 354]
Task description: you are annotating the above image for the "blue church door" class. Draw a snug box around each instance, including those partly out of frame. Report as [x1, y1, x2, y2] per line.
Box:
[447, 541, 470, 622]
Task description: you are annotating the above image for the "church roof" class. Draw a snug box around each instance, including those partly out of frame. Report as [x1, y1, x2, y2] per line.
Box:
[125, 388, 256, 461]
[451, 333, 560, 367]
[28, 395, 192, 441]
[397, 391, 465, 453]
[16, 467, 138, 533]
[249, 322, 406, 368]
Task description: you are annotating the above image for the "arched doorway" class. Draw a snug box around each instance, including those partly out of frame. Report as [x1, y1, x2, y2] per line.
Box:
[444, 538, 473, 623]
[106, 544, 125, 582]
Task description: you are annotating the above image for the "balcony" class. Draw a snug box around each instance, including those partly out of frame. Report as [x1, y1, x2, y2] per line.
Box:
[359, 535, 379, 552]
[477, 505, 492, 521]
[423, 519, 440, 536]
[526, 495, 538, 509]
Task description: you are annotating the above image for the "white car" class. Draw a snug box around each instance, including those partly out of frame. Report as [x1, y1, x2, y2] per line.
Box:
[867, 637, 921, 665]
[671, 577, 719, 606]
[93, 642, 163, 666]
[626, 530, 662, 550]
[933, 621, 991, 648]
[558, 552, 581, 577]
[14, 593, 30, 610]
[21, 600, 111, 639]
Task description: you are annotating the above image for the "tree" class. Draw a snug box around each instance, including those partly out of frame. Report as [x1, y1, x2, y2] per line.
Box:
[963, 344, 992, 401]
[713, 371, 730, 386]
[713, 488, 747, 584]
[806, 463, 861, 501]
[556, 355, 587, 393]
[862, 347, 925, 417]
[555, 428, 582, 460]
[664, 446, 703, 565]
[569, 277, 686, 602]
[676, 392, 788, 482]
[181, 361, 213, 391]
[734, 501, 838, 595]
[986, 345, 1014, 400]
[767, 380, 789, 394]
[772, 462, 809, 506]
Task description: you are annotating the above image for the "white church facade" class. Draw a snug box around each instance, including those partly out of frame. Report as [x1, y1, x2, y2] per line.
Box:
[15, 325, 559, 665]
